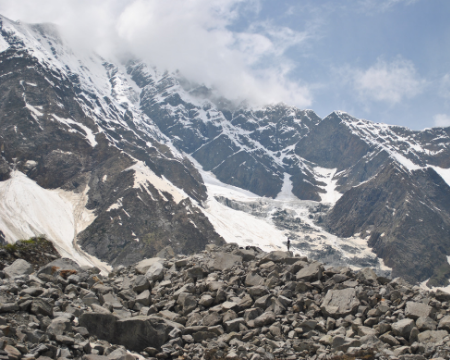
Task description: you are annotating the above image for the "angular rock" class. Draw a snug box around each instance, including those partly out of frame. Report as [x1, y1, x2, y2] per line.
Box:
[135, 290, 151, 307]
[3, 259, 34, 278]
[245, 272, 265, 287]
[438, 315, 450, 332]
[224, 318, 245, 333]
[380, 333, 401, 346]
[208, 252, 243, 271]
[417, 329, 448, 343]
[38, 258, 82, 276]
[321, 288, 360, 318]
[203, 312, 222, 327]
[259, 251, 294, 265]
[247, 286, 269, 298]
[416, 316, 437, 331]
[232, 249, 256, 262]
[405, 301, 435, 320]
[199, 294, 214, 307]
[31, 299, 53, 318]
[253, 311, 276, 327]
[392, 318, 415, 339]
[177, 293, 197, 315]
[356, 267, 378, 284]
[145, 262, 165, 282]
[79, 313, 184, 351]
[132, 275, 149, 293]
[296, 262, 323, 282]
[135, 257, 165, 274]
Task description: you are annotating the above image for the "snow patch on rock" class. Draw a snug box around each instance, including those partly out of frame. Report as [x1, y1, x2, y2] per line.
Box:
[0, 171, 110, 273]
[431, 166, 450, 188]
[127, 161, 188, 204]
[276, 173, 294, 201]
[314, 167, 342, 204]
[0, 34, 9, 53]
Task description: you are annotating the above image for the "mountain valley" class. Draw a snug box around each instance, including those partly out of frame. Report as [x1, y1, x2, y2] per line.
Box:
[0, 15, 450, 289]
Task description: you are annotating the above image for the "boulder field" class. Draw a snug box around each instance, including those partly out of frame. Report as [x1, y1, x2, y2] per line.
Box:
[0, 243, 449, 359]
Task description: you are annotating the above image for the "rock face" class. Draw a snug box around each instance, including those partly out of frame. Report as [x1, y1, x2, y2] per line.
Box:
[327, 163, 450, 286]
[0, 15, 224, 268]
[2, 13, 450, 288]
[1, 245, 450, 360]
[320, 288, 360, 318]
[3, 259, 33, 278]
[79, 313, 182, 352]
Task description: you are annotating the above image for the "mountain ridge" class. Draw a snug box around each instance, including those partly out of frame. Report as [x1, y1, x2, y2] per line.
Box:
[1, 15, 450, 287]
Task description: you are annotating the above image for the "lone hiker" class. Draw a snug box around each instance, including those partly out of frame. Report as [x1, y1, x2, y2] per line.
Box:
[287, 239, 291, 252]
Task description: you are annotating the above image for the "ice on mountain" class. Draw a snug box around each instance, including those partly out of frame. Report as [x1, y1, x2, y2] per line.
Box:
[314, 167, 341, 204]
[0, 171, 110, 273]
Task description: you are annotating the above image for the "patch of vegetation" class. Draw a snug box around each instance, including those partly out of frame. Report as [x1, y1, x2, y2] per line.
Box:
[0, 235, 60, 269]
[0, 235, 48, 253]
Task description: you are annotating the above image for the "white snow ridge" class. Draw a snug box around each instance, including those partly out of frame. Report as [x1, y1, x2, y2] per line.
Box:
[0, 171, 111, 273]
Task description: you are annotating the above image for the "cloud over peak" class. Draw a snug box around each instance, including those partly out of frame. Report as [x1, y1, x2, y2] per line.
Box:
[0, 0, 313, 108]
[344, 57, 425, 105]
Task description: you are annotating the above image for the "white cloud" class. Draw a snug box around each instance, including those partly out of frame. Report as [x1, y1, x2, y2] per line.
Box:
[439, 74, 450, 99]
[359, 0, 419, 13]
[0, 0, 313, 108]
[433, 114, 450, 128]
[347, 58, 425, 104]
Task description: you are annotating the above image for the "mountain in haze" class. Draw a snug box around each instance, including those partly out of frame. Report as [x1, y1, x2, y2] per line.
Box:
[1, 15, 450, 286]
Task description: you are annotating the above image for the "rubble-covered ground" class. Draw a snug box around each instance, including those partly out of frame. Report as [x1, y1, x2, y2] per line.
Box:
[0, 244, 450, 360]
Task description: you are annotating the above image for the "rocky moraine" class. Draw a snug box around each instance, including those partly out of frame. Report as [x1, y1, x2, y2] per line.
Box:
[0, 244, 448, 359]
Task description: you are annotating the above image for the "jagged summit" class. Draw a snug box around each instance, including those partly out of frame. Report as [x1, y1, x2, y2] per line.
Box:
[1, 16, 450, 288]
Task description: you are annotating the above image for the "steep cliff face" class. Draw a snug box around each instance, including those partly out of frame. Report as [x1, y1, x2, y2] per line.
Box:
[2, 15, 450, 285]
[328, 164, 450, 286]
[133, 67, 450, 285]
[0, 16, 224, 268]
[129, 60, 324, 200]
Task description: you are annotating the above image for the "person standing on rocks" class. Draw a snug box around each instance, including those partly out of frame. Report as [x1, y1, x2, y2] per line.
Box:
[287, 239, 291, 252]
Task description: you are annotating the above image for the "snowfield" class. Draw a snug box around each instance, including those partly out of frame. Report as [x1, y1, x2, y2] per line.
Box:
[195, 160, 390, 274]
[0, 171, 111, 273]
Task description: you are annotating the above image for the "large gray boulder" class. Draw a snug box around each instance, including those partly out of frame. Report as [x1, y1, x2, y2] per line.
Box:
[113, 316, 184, 351]
[79, 313, 184, 351]
[135, 258, 165, 275]
[259, 251, 295, 265]
[296, 262, 323, 282]
[405, 301, 435, 320]
[392, 318, 415, 339]
[145, 262, 165, 282]
[247, 285, 269, 298]
[245, 272, 265, 287]
[321, 288, 360, 318]
[208, 252, 242, 271]
[253, 311, 276, 327]
[79, 313, 117, 342]
[417, 330, 448, 343]
[155, 246, 175, 259]
[438, 315, 450, 332]
[357, 267, 378, 284]
[3, 259, 34, 278]
[177, 293, 197, 315]
[232, 249, 256, 262]
[416, 316, 437, 331]
[31, 299, 53, 318]
[38, 258, 82, 276]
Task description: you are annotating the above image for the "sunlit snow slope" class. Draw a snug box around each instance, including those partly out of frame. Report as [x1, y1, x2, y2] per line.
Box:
[0, 171, 110, 272]
[2, 14, 450, 286]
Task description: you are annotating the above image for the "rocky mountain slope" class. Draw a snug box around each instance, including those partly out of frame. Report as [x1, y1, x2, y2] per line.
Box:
[129, 59, 450, 286]
[1, 245, 450, 359]
[1, 14, 450, 287]
[0, 15, 224, 269]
